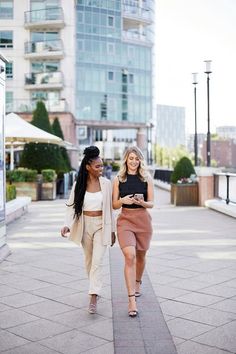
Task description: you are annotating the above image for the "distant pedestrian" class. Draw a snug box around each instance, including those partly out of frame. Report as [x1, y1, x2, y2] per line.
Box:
[112, 146, 154, 317]
[61, 146, 116, 314]
[105, 162, 112, 180]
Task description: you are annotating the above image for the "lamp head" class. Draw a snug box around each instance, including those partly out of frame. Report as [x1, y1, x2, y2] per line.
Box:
[204, 60, 212, 74]
[192, 72, 198, 85]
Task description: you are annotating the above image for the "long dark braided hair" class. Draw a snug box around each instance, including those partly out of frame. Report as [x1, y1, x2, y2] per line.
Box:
[72, 146, 100, 219]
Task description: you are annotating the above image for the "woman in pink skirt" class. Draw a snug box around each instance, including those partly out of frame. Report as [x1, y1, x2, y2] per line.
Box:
[112, 146, 154, 317]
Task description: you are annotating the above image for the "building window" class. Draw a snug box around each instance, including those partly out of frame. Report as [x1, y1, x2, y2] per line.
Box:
[107, 42, 115, 55]
[108, 71, 114, 81]
[31, 90, 60, 101]
[31, 60, 59, 73]
[6, 62, 13, 79]
[0, 30, 13, 48]
[122, 112, 128, 121]
[78, 11, 83, 23]
[0, 0, 13, 19]
[108, 15, 114, 27]
[6, 91, 13, 112]
[30, 0, 59, 11]
[78, 40, 84, 51]
[129, 73, 134, 84]
[31, 31, 59, 42]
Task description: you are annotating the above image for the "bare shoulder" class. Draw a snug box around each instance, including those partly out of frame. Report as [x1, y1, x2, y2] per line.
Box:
[146, 174, 154, 185]
[113, 175, 120, 186]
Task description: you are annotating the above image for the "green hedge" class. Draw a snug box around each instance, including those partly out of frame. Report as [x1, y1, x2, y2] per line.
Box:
[41, 169, 57, 182]
[6, 168, 38, 182]
[6, 185, 16, 202]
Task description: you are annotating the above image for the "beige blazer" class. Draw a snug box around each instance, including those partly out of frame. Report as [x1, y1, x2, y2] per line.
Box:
[64, 176, 115, 246]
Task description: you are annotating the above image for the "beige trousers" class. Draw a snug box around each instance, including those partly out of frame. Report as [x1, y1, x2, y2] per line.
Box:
[81, 215, 107, 295]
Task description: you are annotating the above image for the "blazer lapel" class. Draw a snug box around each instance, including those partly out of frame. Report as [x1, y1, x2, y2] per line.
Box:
[99, 177, 108, 223]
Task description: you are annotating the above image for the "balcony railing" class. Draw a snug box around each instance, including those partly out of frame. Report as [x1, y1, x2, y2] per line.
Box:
[154, 169, 173, 184]
[122, 30, 151, 44]
[24, 7, 64, 26]
[25, 39, 63, 55]
[25, 71, 63, 88]
[214, 172, 236, 204]
[123, 1, 151, 22]
[6, 99, 68, 113]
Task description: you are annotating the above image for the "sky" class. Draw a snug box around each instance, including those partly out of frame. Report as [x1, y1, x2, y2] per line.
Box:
[155, 0, 236, 134]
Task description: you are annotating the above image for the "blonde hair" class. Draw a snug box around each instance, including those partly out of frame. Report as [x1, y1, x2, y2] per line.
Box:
[118, 146, 149, 182]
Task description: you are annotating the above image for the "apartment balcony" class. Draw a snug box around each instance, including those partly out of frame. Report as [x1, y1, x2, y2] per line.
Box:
[122, 30, 151, 46]
[122, 1, 152, 29]
[24, 7, 65, 29]
[6, 99, 68, 113]
[24, 39, 64, 60]
[24, 71, 63, 90]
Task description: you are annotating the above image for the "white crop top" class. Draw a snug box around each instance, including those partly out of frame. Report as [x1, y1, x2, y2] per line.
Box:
[83, 191, 103, 211]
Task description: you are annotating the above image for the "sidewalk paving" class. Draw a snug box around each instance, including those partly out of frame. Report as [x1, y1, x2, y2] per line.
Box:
[0, 188, 236, 354]
[148, 188, 236, 354]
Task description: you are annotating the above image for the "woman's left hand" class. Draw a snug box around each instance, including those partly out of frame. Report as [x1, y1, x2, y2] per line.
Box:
[111, 232, 116, 247]
[132, 198, 145, 207]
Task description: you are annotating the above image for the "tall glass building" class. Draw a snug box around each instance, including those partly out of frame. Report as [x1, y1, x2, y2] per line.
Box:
[75, 0, 154, 151]
[1, 0, 154, 163]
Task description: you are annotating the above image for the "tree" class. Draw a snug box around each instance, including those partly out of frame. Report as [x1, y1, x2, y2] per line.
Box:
[51, 117, 71, 171]
[154, 144, 192, 169]
[30, 100, 52, 133]
[20, 101, 67, 173]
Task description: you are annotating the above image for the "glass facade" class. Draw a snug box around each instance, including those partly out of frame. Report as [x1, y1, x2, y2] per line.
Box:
[75, 0, 154, 125]
[0, 0, 13, 19]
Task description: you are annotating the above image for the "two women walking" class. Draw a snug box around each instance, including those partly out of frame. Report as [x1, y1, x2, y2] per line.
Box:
[61, 145, 153, 317]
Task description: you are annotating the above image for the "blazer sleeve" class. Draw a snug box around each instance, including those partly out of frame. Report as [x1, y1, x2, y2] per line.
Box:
[109, 180, 116, 233]
[63, 181, 76, 229]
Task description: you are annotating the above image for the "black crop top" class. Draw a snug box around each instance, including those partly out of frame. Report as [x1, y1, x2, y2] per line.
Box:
[119, 174, 148, 209]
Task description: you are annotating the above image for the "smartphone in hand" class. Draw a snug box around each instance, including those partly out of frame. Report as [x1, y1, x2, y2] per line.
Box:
[134, 193, 144, 200]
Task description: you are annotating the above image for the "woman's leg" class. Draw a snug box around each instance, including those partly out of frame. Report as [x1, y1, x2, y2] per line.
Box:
[136, 250, 147, 293]
[121, 246, 137, 313]
[89, 226, 107, 297]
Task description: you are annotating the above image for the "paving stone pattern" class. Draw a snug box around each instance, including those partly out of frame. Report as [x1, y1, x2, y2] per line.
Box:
[0, 187, 236, 353]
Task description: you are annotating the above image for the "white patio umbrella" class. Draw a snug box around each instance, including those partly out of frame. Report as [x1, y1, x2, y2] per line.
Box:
[5, 112, 63, 170]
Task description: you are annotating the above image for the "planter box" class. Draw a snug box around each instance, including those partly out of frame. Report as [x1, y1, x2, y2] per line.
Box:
[13, 182, 39, 201]
[171, 183, 199, 206]
[41, 182, 56, 200]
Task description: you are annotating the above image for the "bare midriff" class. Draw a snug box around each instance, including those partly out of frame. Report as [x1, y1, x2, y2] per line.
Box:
[83, 210, 102, 217]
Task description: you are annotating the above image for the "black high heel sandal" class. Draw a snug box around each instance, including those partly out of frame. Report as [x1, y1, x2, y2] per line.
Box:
[128, 294, 138, 317]
[135, 279, 142, 297]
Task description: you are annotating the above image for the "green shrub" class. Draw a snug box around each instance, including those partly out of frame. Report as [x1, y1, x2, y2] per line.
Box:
[171, 157, 196, 184]
[6, 185, 16, 202]
[6, 168, 38, 182]
[111, 161, 120, 172]
[41, 169, 57, 182]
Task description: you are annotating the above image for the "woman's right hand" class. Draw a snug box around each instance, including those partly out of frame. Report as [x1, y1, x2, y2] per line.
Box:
[121, 194, 134, 205]
[61, 226, 70, 237]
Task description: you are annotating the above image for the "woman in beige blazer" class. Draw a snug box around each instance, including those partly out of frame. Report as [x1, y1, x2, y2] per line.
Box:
[61, 146, 115, 314]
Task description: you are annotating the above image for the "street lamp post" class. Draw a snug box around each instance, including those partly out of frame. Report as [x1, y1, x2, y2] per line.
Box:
[204, 60, 212, 167]
[192, 72, 198, 166]
[146, 122, 154, 165]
